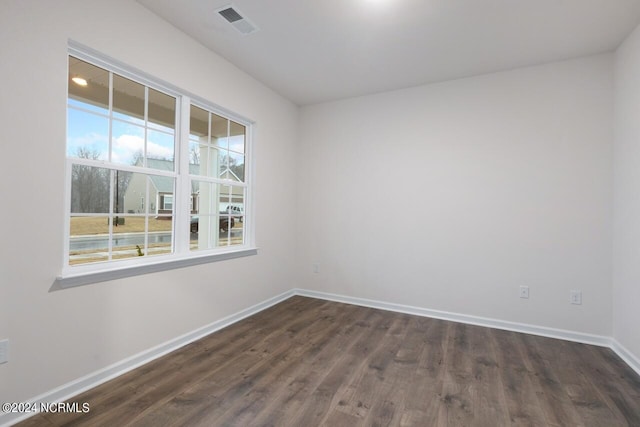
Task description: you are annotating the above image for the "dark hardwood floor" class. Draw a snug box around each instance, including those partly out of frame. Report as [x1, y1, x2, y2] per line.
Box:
[17, 296, 640, 426]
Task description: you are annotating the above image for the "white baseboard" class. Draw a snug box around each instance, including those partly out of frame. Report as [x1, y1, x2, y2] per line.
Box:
[0, 289, 295, 427]
[610, 338, 640, 377]
[293, 288, 612, 347]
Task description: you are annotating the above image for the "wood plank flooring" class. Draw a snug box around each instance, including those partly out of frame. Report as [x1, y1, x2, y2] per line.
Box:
[16, 296, 640, 426]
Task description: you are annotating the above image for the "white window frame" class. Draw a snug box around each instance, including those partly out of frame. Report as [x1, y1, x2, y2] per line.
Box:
[57, 42, 256, 288]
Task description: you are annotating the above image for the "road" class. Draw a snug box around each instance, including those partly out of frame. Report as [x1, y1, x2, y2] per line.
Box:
[70, 230, 242, 251]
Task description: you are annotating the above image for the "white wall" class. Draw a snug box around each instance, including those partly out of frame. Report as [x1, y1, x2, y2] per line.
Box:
[613, 23, 640, 362]
[0, 0, 298, 403]
[297, 55, 614, 335]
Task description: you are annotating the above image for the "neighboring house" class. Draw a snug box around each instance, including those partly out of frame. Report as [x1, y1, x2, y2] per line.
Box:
[218, 168, 245, 207]
[123, 158, 243, 216]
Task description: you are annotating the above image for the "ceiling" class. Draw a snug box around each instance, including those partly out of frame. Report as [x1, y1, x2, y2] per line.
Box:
[138, 0, 640, 106]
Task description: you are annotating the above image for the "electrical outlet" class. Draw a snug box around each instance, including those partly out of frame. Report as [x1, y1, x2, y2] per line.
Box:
[519, 286, 529, 299]
[0, 339, 8, 364]
[570, 290, 582, 305]
[312, 263, 320, 274]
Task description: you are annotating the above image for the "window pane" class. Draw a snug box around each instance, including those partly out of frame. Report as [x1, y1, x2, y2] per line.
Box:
[190, 180, 218, 251]
[148, 88, 175, 131]
[189, 214, 200, 250]
[228, 223, 244, 247]
[229, 121, 245, 154]
[217, 221, 231, 245]
[119, 172, 175, 216]
[112, 120, 144, 166]
[112, 170, 130, 214]
[147, 129, 175, 169]
[71, 165, 110, 214]
[192, 146, 219, 178]
[149, 225, 173, 256]
[121, 172, 150, 214]
[227, 151, 245, 182]
[220, 186, 244, 212]
[218, 150, 229, 178]
[190, 105, 209, 139]
[149, 215, 173, 236]
[218, 151, 244, 181]
[113, 74, 145, 124]
[211, 147, 223, 178]
[68, 57, 109, 113]
[69, 216, 109, 265]
[190, 214, 213, 251]
[67, 109, 109, 161]
[189, 142, 201, 169]
[217, 186, 244, 247]
[111, 215, 145, 260]
[109, 215, 173, 259]
[211, 113, 229, 150]
[217, 215, 234, 247]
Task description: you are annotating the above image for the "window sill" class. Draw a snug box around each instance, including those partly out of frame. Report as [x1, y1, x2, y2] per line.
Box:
[54, 247, 258, 289]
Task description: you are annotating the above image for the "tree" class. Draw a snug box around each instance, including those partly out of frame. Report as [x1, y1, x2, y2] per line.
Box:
[70, 148, 133, 215]
[220, 154, 244, 181]
[190, 146, 200, 165]
[71, 148, 109, 213]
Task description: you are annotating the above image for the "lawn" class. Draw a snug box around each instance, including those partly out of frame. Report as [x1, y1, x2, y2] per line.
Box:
[68, 216, 243, 265]
[70, 216, 174, 235]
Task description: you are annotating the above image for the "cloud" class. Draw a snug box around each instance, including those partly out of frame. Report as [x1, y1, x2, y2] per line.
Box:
[111, 134, 174, 164]
[111, 134, 144, 164]
[148, 141, 174, 159]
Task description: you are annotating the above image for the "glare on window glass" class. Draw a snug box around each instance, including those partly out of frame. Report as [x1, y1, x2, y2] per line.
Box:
[229, 121, 245, 154]
[190, 105, 209, 140]
[211, 113, 229, 150]
[68, 57, 109, 113]
[149, 88, 176, 131]
[113, 74, 144, 124]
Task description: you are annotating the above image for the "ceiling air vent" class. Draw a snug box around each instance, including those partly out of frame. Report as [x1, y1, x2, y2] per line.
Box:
[216, 5, 259, 35]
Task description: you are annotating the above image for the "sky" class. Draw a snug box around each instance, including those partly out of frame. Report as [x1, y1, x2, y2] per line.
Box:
[67, 100, 175, 165]
[67, 99, 245, 170]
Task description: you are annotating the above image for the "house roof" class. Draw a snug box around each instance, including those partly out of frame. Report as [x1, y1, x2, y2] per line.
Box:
[146, 158, 185, 193]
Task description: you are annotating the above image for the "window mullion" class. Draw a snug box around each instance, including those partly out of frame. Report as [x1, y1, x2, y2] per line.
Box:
[145, 175, 151, 256]
[62, 160, 72, 268]
[244, 124, 254, 248]
[67, 157, 179, 178]
[108, 71, 113, 162]
[107, 71, 114, 260]
[174, 95, 191, 254]
[107, 170, 114, 260]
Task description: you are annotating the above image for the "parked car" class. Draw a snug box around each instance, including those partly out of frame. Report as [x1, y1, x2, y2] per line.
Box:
[190, 215, 235, 233]
[225, 205, 244, 222]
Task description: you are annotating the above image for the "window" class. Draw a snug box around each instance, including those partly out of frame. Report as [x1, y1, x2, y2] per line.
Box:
[62, 46, 254, 284]
[188, 105, 247, 250]
[162, 195, 174, 211]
